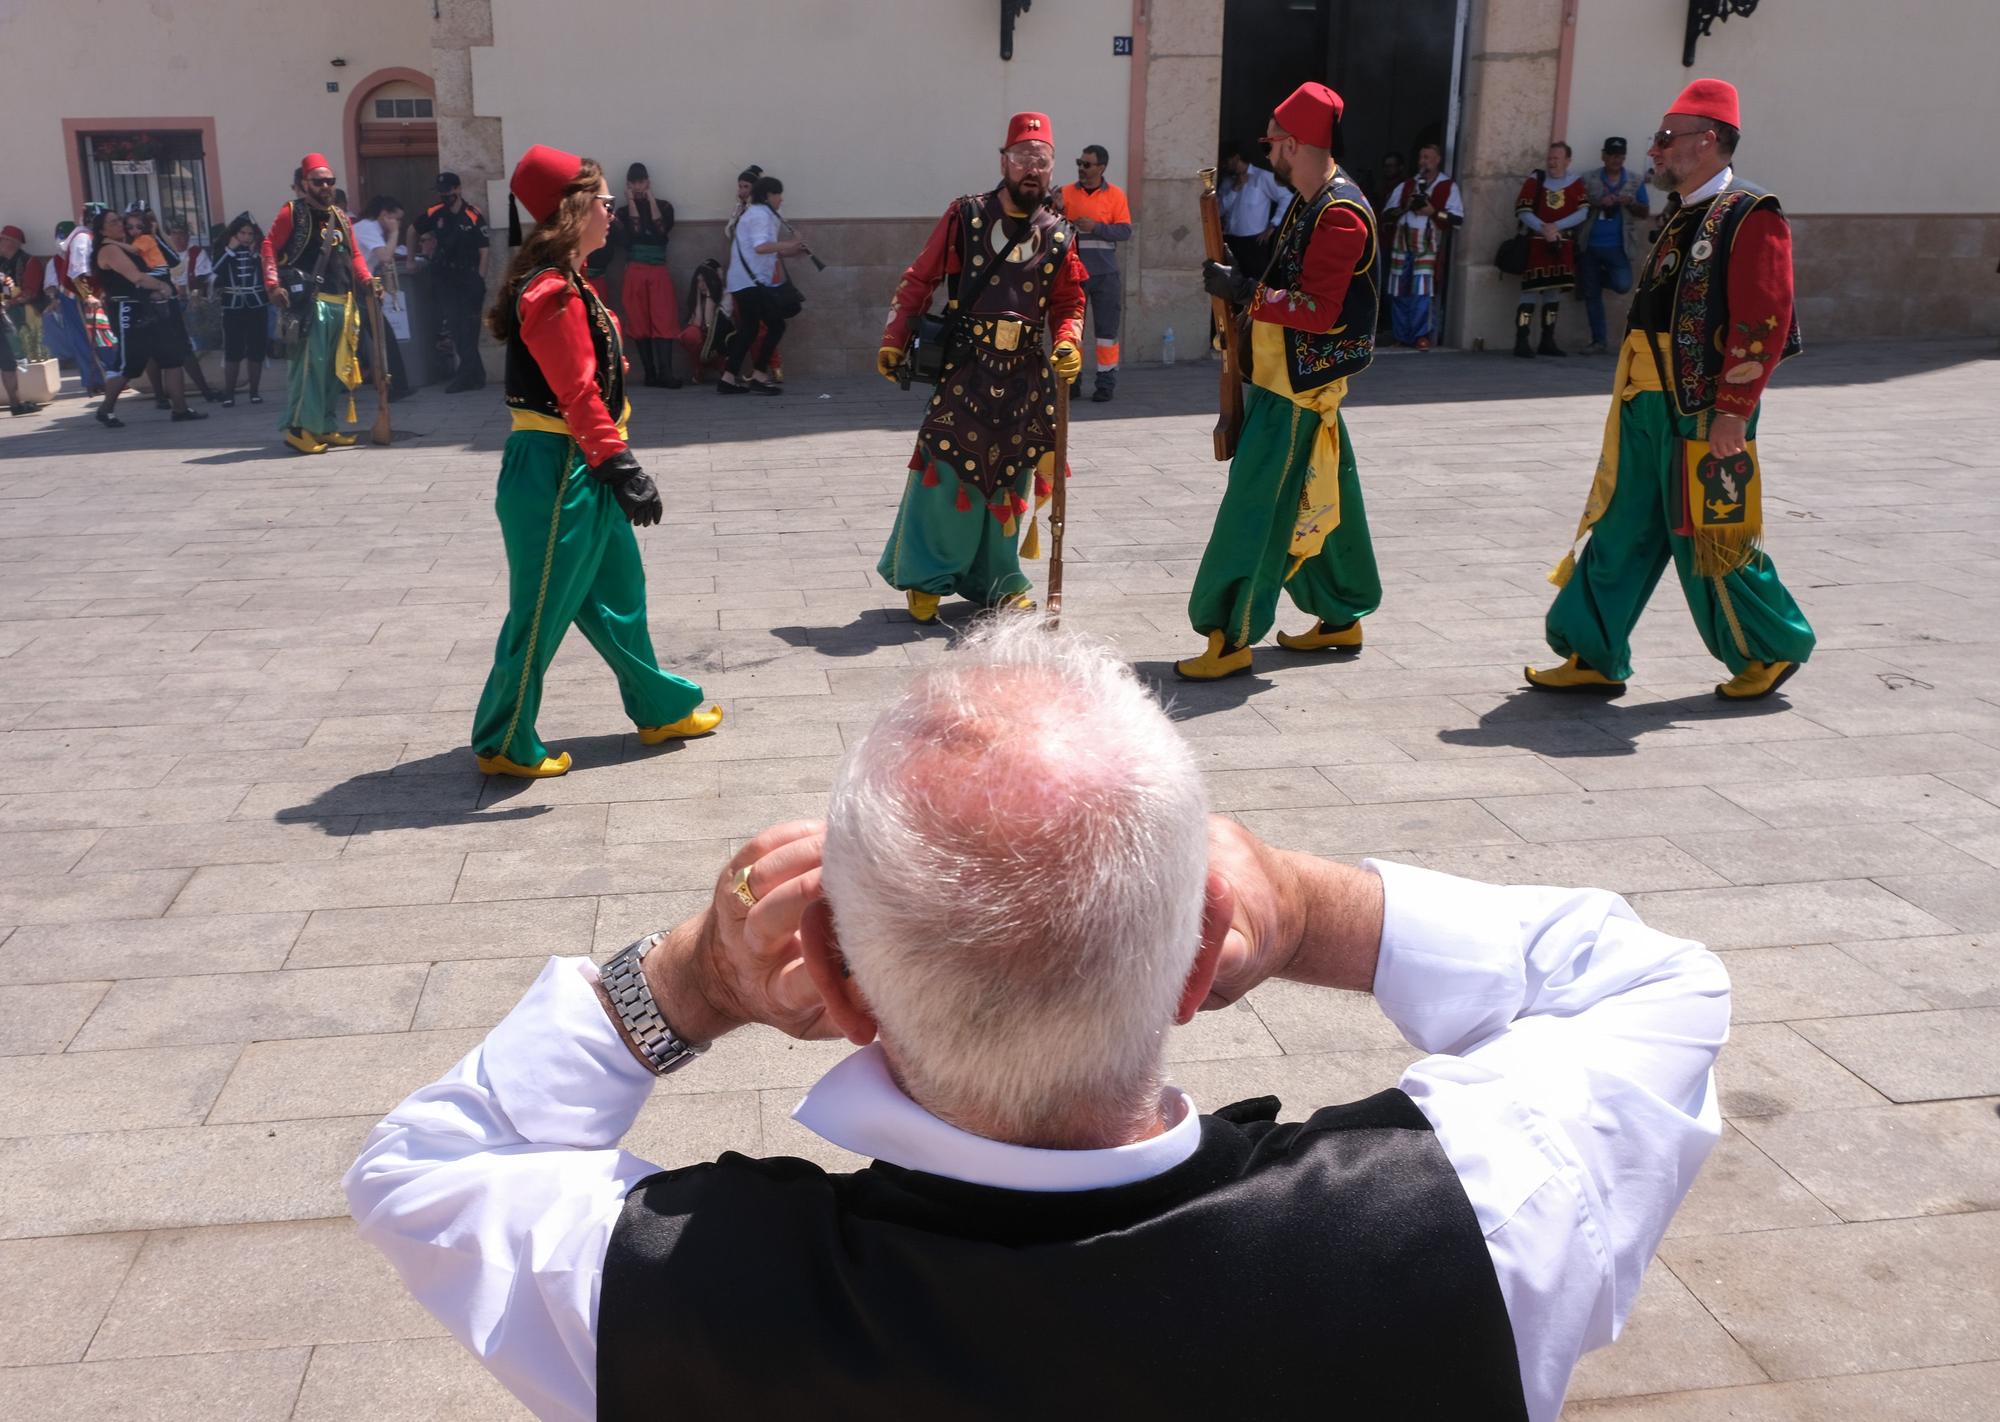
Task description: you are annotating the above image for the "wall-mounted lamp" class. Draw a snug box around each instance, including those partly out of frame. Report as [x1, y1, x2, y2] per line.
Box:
[331, 57, 348, 67]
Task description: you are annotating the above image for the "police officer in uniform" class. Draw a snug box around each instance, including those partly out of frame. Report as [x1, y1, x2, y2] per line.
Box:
[418, 171, 491, 392]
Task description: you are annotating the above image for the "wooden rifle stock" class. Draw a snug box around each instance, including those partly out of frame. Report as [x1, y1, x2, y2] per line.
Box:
[1197, 167, 1245, 461]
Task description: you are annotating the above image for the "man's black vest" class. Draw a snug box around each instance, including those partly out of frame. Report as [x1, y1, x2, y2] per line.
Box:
[1628, 177, 1803, 417]
[1264, 170, 1378, 394]
[598, 1089, 1526, 1420]
[275, 200, 359, 298]
[503, 266, 625, 428]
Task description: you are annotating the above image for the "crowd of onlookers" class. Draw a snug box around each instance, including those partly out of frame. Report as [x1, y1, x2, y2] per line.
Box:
[0, 157, 813, 427]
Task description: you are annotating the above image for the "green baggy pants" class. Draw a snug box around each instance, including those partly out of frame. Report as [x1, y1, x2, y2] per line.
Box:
[471, 431, 704, 765]
[1545, 391, 1816, 682]
[876, 463, 1035, 607]
[282, 294, 355, 439]
[1188, 384, 1381, 649]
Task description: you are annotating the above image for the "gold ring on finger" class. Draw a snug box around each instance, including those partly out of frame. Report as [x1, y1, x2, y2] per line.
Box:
[732, 864, 759, 910]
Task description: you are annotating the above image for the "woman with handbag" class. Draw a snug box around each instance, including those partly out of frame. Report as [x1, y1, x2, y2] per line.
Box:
[467, 143, 721, 779]
[89, 209, 206, 428]
[718, 175, 806, 395]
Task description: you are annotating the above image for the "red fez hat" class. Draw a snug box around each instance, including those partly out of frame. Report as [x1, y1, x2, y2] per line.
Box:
[0, 226, 24, 244]
[1670, 78, 1740, 129]
[510, 143, 584, 224]
[1003, 112, 1053, 149]
[1273, 82, 1343, 148]
[299, 153, 332, 176]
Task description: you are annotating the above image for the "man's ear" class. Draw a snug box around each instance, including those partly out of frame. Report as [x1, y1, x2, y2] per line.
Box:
[799, 899, 878, 1046]
[1174, 870, 1234, 1026]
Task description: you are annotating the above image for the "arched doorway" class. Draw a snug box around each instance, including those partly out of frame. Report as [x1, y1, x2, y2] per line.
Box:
[344, 68, 438, 215]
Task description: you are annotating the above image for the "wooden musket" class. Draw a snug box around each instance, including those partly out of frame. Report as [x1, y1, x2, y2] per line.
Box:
[1197, 167, 1245, 461]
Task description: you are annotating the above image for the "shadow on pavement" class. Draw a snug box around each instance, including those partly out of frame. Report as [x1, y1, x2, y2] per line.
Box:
[1436, 686, 1800, 758]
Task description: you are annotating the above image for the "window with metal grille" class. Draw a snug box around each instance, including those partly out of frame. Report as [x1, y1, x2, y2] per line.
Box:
[78, 129, 213, 242]
[374, 98, 434, 119]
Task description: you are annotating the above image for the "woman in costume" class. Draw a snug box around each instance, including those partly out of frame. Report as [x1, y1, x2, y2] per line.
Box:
[469, 144, 721, 778]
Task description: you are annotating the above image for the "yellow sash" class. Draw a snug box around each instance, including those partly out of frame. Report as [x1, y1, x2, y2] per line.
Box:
[1549, 329, 1669, 587]
[1250, 319, 1349, 578]
[320, 291, 363, 424]
[509, 400, 634, 443]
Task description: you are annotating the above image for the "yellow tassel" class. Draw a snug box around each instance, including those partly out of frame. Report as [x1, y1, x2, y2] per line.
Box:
[1021, 516, 1041, 560]
[1002, 514, 1018, 538]
[1549, 552, 1576, 588]
[346, 394, 357, 424]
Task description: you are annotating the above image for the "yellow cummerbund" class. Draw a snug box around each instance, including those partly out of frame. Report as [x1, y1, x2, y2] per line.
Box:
[509, 400, 633, 442]
[1620, 329, 1676, 394]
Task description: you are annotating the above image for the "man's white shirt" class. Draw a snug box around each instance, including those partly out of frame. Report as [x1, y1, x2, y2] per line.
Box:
[1218, 165, 1287, 238]
[346, 860, 1728, 1422]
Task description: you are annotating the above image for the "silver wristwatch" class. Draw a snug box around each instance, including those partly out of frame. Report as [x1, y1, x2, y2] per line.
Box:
[599, 932, 710, 1076]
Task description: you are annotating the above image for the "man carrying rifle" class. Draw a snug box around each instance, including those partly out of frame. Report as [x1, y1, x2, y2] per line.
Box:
[873, 112, 1088, 622]
[262, 153, 380, 454]
[1179, 82, 1381, 681]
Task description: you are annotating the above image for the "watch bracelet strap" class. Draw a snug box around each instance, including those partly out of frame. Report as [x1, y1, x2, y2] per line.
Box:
[601, 932, 709, 1076]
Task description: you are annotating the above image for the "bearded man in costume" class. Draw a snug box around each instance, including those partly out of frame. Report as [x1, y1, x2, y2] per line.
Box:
[1528, 79, 1814, 702]
[874, 112, 1088, 621]
[1180, 82, 1380, 681]
[262, 154, 376, 454]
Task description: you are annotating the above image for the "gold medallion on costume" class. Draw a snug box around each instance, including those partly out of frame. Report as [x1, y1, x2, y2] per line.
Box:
[1547, 189, 1565, 211]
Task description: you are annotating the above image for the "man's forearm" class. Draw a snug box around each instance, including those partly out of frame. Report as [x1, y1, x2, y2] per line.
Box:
[1275, 851, 1384, 993]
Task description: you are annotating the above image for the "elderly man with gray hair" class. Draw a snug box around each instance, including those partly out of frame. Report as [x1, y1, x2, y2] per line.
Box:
[348, 620, 1730, 1422]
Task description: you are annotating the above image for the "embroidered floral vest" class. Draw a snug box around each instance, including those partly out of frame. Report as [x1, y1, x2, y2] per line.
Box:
[1632, 183, 1803, 417]
[1265, 172, 1377, 394]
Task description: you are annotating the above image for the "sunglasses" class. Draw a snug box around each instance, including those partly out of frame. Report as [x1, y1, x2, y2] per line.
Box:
[1076, 159, 1101, 168]
[306, 177, 336, 187]
[1651, 127, 1711, 148]
[596, 195, 617, 211]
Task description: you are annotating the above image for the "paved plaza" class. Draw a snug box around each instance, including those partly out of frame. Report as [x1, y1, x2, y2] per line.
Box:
[1, 338, 1997, 1418]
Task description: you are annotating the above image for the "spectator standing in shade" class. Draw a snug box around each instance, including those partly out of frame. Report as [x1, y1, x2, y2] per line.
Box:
[1060, 144, 1133, 402]
[0, 224, 45, 415]
[1514, 142, 1589, 358]
[723, 166, 783, 386]
[208, 214, 270, 406]
[353, 196, 413, 400]
[1577, 137, 1652, 355]
[612, 162, 683, 388]
[719, 175, 804, 396]
[1217, 142, 1286, 282]
[417, 171, 490, 392]
[1381, 141, 1463, 350]
[58, 210, 108, 396]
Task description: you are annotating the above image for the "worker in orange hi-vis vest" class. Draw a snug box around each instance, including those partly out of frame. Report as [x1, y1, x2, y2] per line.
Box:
[1059, 144, 1133, 402]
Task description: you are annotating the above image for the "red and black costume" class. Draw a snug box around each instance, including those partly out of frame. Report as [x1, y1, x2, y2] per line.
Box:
[612, 166, 681, 387]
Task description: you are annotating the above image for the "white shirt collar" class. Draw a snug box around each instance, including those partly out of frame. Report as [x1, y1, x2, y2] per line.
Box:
[791, 1044, 1201, 1193]
[1681, 165, 1734, 206]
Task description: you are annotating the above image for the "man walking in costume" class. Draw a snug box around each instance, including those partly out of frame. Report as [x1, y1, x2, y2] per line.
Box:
[261, 154, 375, 455]
[470, 143, 721, 779]
[874, 112, 1087, 622]
[1180, 82, 1380, 681]
[1528, 79, 1813, 702]
[612, 163, 683, 388]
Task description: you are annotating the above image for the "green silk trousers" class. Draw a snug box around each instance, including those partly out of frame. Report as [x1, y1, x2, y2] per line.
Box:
[1188, 384, 1381, 649]
[471, 431, 704, 765]
[1544, 392, 1816, 681]
[876, 464, 1035, 606]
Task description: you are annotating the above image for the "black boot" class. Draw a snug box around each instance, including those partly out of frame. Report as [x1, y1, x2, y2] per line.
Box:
[1513, 303, 1535, 358]
[635, 338, 661, 387]
[1538, 302, 1567, 357]
[649, 339, 683, 389]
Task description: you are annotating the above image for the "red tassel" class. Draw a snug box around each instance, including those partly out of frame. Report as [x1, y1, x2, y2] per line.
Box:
[989, 503, 1009, 526]
[1034, 474, 1050, 500]
[955, 484, 972, 513]
[1012, 493, 1030, 518]
[921, 463, 940, 488]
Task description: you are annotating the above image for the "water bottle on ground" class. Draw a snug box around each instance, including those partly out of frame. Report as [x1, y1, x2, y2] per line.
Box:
[1162, 325, 1176, 366]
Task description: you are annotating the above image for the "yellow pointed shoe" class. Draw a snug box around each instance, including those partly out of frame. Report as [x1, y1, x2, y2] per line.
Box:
[994, 593, 1037, 613]
[1276, 619, 1363, 654]
[324, 431, 359, 447]
[1175, 631, 1254, 682]
[284, 429, 328, 455]
[475, 749, 572, 778]
[638, 705, 725, 744]
[906, 590, 941, 623]
[1716, 660, 1798, 701]
[1524, 656, 1627, 694]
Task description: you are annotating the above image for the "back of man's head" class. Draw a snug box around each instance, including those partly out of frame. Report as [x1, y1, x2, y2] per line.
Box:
[823, 619, 1209, 1149]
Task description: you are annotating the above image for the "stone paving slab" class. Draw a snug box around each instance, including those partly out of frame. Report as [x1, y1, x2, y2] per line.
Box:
[1, 342, 1997, 1416]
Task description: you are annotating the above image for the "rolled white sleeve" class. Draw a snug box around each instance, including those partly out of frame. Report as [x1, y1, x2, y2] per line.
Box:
[343, 957, 663, 1422]
[1365, 859, 1730, 1422]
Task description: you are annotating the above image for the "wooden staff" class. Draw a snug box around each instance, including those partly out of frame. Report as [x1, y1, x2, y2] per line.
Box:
[1197, 167, 1245, 461]
[1046, 370, 1069, 628]
[366, 284, 393, 446]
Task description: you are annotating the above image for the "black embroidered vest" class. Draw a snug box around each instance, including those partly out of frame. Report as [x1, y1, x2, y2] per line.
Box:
[598, 1090, 1527, 1421]
[275, 200, 359, 298]
[1630, 179, 1803, 416]
[1265, 171, 1378, 393]
[504, 267, 625, 428]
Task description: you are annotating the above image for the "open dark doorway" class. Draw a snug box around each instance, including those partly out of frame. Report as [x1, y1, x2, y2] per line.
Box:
[1220, 0, 1465, 332]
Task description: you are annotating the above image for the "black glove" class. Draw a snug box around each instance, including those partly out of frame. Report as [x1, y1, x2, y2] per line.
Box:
[1202, 259, 1257, 307]
[590, 450, 663, 528]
